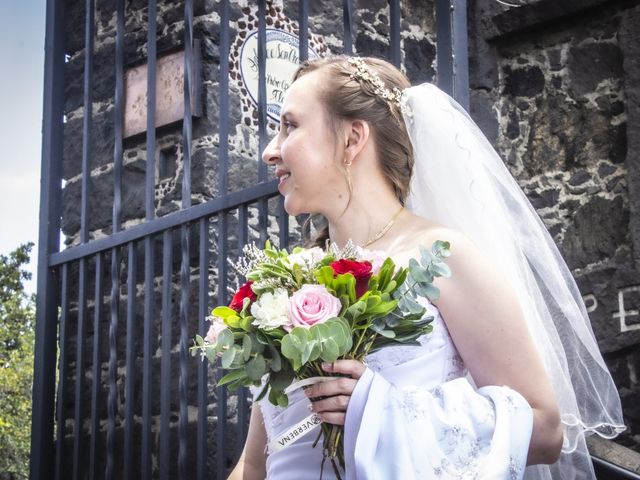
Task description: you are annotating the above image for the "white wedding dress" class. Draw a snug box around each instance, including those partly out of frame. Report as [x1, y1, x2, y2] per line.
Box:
[256, 298, 534, 479]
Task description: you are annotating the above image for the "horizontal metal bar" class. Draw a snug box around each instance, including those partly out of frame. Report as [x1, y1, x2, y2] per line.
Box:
[592, 455, 640, 480]
[49, 180, 280, 266]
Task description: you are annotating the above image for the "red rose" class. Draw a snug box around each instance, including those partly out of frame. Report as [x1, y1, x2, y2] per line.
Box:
[229, 281, 257, 311]
[329, 259, 373, 298]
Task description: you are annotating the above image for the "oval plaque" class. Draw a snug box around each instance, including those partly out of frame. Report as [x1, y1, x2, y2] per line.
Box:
[239, 28, 319, 122]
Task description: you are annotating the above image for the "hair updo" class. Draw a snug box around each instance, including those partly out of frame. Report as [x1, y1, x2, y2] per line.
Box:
[292, 55, 414, 246]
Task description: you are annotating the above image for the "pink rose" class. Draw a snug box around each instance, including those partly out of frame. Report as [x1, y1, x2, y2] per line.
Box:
[288, 284, 341, 329]
[205, 316, 227, 345]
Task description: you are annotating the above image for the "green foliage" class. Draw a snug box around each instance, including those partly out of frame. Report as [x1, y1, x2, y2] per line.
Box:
[0, 243, 36, 479]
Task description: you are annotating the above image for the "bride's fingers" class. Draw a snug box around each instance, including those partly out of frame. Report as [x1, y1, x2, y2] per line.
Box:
[309, 394, 350, 414]
[305, 377, 357, 399]
[321, 360, 367, 379]
[316, 411, 346, 426]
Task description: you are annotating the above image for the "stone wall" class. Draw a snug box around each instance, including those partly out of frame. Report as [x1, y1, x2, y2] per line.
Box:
[468, 0, 640, 452]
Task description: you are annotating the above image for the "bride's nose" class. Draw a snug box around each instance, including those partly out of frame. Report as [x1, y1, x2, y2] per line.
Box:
[262, 136, 280, 165]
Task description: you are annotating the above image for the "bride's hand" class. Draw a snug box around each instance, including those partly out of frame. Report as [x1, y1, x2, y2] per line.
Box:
[304, 360, 367, 426]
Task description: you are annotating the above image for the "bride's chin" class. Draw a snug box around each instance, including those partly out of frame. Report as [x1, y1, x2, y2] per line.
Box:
[282, 198, 313, 217]
[282, 198, 302, 217]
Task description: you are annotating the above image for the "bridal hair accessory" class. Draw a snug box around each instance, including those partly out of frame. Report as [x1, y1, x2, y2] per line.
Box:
[402, 83, 625, 479]
[347, 57, 412, 118]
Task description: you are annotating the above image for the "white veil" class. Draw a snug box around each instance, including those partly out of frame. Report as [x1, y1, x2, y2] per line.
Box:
[402, 83, 626, 479]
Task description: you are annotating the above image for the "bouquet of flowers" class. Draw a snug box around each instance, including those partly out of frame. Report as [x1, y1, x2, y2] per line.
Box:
[193, 240, 451, 477]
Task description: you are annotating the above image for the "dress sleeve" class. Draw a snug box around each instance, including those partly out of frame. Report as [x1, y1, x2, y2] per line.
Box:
[343, 369, 533, 480]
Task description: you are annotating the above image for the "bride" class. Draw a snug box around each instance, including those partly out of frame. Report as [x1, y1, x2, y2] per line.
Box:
[227, 55, 625, 479]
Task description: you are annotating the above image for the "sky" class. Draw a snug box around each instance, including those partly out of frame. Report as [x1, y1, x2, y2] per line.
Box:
[0, 0, 46, 293]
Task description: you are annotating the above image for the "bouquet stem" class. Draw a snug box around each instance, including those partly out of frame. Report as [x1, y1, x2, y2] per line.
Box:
[322, 423, 344, 480]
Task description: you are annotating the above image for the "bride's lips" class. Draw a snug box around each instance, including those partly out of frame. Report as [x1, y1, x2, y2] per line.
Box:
[275, 168, 291, 187]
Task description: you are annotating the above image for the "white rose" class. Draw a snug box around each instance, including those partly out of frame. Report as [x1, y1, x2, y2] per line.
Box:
[287, 247, 325, 268]
[250, 288, 292, 330]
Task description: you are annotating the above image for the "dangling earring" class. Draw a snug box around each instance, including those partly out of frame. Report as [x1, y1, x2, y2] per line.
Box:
[344, 161, 353, 195]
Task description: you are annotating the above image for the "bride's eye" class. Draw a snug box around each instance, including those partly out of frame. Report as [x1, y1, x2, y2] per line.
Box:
[282, 121, 296, 134]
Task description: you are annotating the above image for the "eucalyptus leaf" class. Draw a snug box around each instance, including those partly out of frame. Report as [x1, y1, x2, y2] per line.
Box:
[269, 387, 289, 408]
[410, 266, 433, 284]
[320, 337, 340, 362]
[221, 347, 236, 369]
[242, 335, 252, 361]
[327, 322, 346, 347]
[301, 340, 317, 365]
[281, 335, 299, 362]
[419, 244, 434, 263]
[268, 345, 282, 372]
[218, 328, 235, 348]
[270, 368, 294, 391]
[246, 354, 267, 381]
[205, 348, 217, 364]
[255, 382, 269, 402]
[431, 261, 452, 278]
[422, 283, 441, 301]
[432, 240, 451, 258]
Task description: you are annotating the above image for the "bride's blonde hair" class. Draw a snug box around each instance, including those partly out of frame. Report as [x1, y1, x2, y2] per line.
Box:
[293, 56, 414, 247]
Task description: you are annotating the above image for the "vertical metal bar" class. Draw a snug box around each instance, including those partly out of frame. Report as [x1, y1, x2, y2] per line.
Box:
[236, 206, 249, 447]
[142, 1, 157, 478]
[238, 206, 248, 248]
[343, 0, 354, 55]
[73, 2, 94, 474]
[145, 0, 157, 222]
[160, 229, 173, 480]
[298, 0, 309, 63]
[73, 258, 88, 480]
[436, 0, 469, 109]
[257, 0, 267, 183]
[218, 0, 230, 195]
[278, 197, 289, 249]
[451, 0, 469, 110]
[113, 0, 124, 233]
[179, 223, 190, 480]
[107, 246, 121, 478]
[89, 253, 103, 479]
[30, 0, 65, 477]
[110, 3, 125, 479]
[182, 0, 193, 208]
[435, 0, 453, 97]
[257, 0, 268, 245]
[80, 0, 94, 244]
[179, 3, 194, 478]
[54, 265, 69, 480]
[216, 212, 229, 480]
[124, 242, 137, 480]
[389, 0, 401, 68]
[196, 218, 209, 480]
[141, 234, 155, 480]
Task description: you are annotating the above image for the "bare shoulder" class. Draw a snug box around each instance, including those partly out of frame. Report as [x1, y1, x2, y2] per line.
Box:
[388, 213, 475, 267]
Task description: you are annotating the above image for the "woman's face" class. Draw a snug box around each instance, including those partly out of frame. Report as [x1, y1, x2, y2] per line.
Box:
[262, 70, 347, 216]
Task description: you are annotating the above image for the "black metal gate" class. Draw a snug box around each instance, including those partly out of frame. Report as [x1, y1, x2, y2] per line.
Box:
[30, 1, 469, 479]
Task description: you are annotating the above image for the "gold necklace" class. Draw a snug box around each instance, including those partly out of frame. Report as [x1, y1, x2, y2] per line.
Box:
[363, 207, 404, 247]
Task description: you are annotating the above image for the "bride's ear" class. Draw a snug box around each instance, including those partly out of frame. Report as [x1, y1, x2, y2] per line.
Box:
[343, 119, 370, 164]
